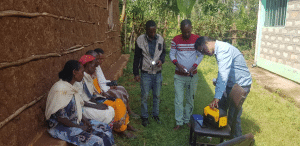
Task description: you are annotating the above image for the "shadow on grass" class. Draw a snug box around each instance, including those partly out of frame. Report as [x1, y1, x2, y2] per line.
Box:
[242, 114, 261, 136]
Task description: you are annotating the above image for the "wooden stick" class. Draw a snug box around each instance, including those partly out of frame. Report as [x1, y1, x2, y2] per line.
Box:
[0, 40, 106, 70]
[83, 42, 95, 47]
[0, 10, 43, 17]
[0, 40, 107, 127]
[0, 53, 61, 69]
[0, 94, 46, 129]
[0, 10, 96, 24]
[106, 49, 121, 57]
[105, 29, 117, 33]
[61, 46, 85, 55]
[94, 40, 106, 44]
[65, 45, 83, 51]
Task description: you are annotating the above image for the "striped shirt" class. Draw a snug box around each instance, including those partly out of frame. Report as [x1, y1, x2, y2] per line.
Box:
[169, 34, 203, 71]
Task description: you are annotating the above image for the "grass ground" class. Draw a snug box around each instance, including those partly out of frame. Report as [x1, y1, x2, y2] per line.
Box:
[114, 49, 300, 146]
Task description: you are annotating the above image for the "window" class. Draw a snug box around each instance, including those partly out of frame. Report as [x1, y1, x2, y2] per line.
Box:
[264, 0, 288, 27]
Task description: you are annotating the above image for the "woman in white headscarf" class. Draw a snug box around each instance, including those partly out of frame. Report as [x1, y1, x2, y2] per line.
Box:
[45, 60, 114, 146]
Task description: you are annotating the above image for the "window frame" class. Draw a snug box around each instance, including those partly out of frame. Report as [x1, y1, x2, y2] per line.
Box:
[264, 0, 288, 27]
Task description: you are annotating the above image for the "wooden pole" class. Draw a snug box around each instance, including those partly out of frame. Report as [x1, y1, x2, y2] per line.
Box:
[0, 53, 61, 69]
[0, 10, 95, 24]
[232, 23, 237, 46]
[120, 0, 127, 31]
[177, 15, 180, 28]
[124, 15, 128, 51]
[0, 40, 105, 70]
[129, 25, 134, 52]
[163, 19, 168, 38]
[0, 94, 46, 129]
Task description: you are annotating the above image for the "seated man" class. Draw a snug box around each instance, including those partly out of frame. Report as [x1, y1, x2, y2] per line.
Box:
[92, 48, 139, 118]
[75, 54, 136, 139]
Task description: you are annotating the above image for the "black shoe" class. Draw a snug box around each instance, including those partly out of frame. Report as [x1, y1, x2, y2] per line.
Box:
[141, 118, 149, 127]
[152, 116, 161, 124]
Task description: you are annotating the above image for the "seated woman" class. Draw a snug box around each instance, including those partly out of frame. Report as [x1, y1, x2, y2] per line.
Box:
[93, 48, 139, 119]
[45, 60, 114, 146]
[74, 55, 136, 139]
[73, 55, 115, 127]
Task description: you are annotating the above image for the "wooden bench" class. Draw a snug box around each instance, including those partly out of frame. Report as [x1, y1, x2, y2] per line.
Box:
[28, 129, 70, 146]
[28, 54, 130, 146]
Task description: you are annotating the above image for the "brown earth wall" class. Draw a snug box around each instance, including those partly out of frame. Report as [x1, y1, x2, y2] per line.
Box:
[0, 0, 121, 145]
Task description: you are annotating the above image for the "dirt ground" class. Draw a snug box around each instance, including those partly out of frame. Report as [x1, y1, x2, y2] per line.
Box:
[247, 60, 300, 108]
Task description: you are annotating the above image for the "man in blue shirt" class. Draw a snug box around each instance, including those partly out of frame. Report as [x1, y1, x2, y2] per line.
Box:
[195, 36, 252, 138]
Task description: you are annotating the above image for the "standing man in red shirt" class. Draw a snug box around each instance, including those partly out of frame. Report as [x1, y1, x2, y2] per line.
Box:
[170, 19, 203, 130]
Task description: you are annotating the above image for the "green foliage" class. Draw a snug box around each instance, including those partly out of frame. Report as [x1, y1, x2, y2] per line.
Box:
[120, 0, 181, 51]
[177, 0, 196, 17]
[121, 0, 259, 59]
[191, 0, 259, 56]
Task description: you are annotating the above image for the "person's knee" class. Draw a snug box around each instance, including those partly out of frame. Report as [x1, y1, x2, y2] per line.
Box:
[108, 106, 115, 115]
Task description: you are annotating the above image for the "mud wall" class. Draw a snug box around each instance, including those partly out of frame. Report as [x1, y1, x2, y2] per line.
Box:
[0, 0, 121, 145]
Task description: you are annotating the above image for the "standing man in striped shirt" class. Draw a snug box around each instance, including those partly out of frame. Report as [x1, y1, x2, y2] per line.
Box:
[170, 19, 203, 130]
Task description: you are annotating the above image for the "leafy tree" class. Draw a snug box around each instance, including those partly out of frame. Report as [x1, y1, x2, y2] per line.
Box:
[177, 0, 196, 18]
[120, 0, 259, 54]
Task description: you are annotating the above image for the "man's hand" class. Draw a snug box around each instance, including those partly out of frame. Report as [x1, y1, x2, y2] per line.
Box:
[110, 86, 117, 90]
[84, 122, 93, 133]
[209, 98, 220, 109]
[188, 66, 197, 74]
[90, 98, 98, 104]
[102, 92, 110, 98]
[79, 125, 89, 131]
[176, 63, 189, 73]
[84, 120, 92, 128]
[156, 60, 162, 67]
[213, 78, 217, 86]
[107, 96, 116, 101]
[134, 75, 141, 82]
[96, 104, 108, 110]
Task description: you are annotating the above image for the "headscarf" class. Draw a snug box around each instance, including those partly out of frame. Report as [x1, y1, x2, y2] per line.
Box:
[79, 55, 95, 65]
[45, 80, 84, 124]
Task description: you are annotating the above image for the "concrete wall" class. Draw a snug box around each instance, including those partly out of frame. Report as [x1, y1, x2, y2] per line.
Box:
[0, 0, 121, 145]
[256, 0, 300, 83]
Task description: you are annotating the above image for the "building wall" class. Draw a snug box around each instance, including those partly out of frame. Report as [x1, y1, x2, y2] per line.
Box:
[0, 0, 121, 145]
[256, 0, 300, 83]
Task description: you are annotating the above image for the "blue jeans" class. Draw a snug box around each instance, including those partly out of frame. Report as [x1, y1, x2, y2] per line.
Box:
[140, 72, 162, 118]
[218, 85, 251, 138]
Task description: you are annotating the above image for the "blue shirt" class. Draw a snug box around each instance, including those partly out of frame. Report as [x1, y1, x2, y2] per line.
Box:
[214, 40, 252, 100]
